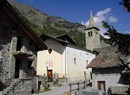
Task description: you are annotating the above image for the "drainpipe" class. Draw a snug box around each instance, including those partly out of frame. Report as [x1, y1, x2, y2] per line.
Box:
[65, 47, 67, 78]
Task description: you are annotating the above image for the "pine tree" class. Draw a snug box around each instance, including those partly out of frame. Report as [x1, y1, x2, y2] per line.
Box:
[102, 21, 130, 55]
[119, 0, 130, 12]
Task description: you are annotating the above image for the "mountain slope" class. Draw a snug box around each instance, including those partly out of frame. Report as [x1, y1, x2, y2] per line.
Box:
[9, 1, 86, 48]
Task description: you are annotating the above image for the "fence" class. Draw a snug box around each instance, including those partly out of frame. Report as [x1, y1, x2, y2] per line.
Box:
[69, 81, 86, 92]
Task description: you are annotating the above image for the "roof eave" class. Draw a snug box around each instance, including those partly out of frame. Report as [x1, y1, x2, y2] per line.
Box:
[1, 0, 48, 50]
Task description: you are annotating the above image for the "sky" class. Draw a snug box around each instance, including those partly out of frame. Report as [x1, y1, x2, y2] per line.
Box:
[15, 0, 130, 37]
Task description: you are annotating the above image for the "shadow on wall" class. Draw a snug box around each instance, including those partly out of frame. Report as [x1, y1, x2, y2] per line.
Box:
[26, 67, 36, 78]
[127, 86, 130, 95]
[118, 73, 130, 85]
[0, 81, 7, 91]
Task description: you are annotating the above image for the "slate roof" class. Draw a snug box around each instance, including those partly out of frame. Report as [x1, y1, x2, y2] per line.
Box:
[55, 34, 76, 45]
[40, 34, 95, 54]
[40, 34, 76, 46]
[87, 46, 129, 68]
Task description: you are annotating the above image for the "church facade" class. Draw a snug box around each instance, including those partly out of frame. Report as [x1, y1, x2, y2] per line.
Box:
[37, 34, 95, 83]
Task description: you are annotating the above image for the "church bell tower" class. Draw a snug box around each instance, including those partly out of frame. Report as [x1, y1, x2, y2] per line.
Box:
[85, 10, 100, 51]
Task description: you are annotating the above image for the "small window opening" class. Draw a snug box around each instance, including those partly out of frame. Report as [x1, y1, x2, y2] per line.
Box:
[88, 31, 92, 37]
[28, 60, 32, 69]
[17, 36, 23, 51]
[74, 58, 76, 64]
[86, 60, 88, 66]
[48, 48, 52, 54]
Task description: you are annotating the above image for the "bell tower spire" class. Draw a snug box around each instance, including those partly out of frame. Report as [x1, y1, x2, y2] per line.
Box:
[85, 9, 101, 51]
[88, 9, 95, 28]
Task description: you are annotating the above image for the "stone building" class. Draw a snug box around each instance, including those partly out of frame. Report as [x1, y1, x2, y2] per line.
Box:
[85, 10, 130, 95]
[87, 46, 129, 94]
[0, 0, 47, 94]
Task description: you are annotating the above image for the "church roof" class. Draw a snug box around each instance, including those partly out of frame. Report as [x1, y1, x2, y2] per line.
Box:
[88, 10, 95, 28]
[40, 34, 77, 46]
[40, 34, 95, 54]
[55, 34, 76, 45]
[86, 10, 99, 30]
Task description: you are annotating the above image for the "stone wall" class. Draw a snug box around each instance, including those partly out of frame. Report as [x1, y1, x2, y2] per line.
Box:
[0, 10, 38, 94]
[92, 67, 128, 92]
[85, 28, 100, 51]
[9, 36, 17, 78]
[7, 79, 33, 95]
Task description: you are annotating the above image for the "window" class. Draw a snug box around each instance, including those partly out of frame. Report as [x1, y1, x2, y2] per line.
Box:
[17, 36, 23, 51]
[88, 31, 92, 37]
[88, 32, 90, 37]
[28, 60, 32, 69]
[48, 48, 52, 54]
[90, 72, 92, 79]
[74, 58, 76, 64]
[90, 31, 92, 36]
[86, 60, 88, 66]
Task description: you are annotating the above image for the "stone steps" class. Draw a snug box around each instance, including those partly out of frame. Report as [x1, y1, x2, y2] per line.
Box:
[2, 79, 22, 95]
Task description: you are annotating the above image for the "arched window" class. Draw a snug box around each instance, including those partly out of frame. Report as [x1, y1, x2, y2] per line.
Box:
[88, 31, 92, 37]
[90, 31, 92, 36]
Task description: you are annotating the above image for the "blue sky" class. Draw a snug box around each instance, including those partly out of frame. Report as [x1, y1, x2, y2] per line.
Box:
[15, 0, 130, 37]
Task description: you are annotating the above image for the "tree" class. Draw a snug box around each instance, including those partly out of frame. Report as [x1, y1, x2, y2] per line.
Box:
[119, 0, 130, 12]
[102, 21, 130, 55]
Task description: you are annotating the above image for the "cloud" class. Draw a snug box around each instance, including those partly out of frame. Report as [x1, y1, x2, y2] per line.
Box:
[108, 16, 118, 23]
[82, 8, 118, 38]
[96, 8, 111, 17]
[124, 30, 130, 34]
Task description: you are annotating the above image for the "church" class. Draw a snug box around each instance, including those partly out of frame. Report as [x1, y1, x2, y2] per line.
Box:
[36, 10, 100, 83]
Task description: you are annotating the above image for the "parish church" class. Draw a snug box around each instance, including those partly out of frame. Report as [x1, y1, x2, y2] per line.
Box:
[37, 10, 106, 83]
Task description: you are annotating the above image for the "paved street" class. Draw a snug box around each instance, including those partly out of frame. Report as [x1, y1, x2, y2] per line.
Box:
[43, 85, 69, 95]
[33, 84, 103, 95]
[34, 84, 69, 95]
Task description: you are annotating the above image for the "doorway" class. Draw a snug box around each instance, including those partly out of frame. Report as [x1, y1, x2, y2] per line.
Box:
[15, 59, 20, 78]
[47, 70, 53, 82]
[97, 81, 106, 92]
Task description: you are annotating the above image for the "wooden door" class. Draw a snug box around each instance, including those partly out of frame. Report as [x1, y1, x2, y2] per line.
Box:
[47, 70, 53, 78]
[98, 81, 106, 92]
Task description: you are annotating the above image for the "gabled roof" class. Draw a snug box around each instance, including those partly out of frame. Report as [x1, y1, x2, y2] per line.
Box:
[87, 46, 129, 68]
[40, 34, 95, 54]
[0, 0, 48, 50]
[40, 34, 77, 46]
[55, 34, 76, 45]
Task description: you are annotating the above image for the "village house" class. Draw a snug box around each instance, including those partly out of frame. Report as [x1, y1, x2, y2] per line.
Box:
[87, 46, 129, 95]
[0, 0, 47, 95]
[37, 34, 95, 83]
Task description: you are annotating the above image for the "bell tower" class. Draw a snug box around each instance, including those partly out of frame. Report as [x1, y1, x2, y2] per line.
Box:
[85, 10, 100, 51]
